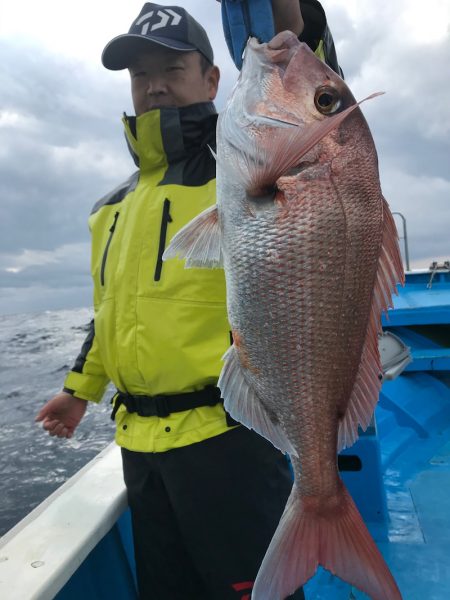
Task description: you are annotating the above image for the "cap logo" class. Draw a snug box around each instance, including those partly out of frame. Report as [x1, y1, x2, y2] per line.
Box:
[136, 9, 182, 34]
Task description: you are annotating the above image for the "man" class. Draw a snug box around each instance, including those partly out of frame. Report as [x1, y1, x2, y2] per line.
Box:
[36, 2, 341, 598]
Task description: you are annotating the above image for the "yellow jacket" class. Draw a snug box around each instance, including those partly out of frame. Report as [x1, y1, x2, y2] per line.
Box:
[64, 103, 233, 452]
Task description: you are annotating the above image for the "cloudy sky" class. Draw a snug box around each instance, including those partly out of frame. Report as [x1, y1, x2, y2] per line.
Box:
[0, 0, 449, 315]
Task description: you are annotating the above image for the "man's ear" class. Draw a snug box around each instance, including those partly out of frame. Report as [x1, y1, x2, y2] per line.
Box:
[207, 65, 220, 101]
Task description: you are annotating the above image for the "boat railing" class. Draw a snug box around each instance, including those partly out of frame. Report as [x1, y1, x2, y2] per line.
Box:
[0, 443, 127, 600]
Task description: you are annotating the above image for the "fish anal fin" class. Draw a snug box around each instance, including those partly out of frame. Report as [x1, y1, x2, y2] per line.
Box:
[338, 197, 404, 451]
[372, 197, 404, 317]
[337, 336, 382, 451]
[162, 204, 223, 268]
[252, 483, 402, 600]
[218, 345, 297, 456]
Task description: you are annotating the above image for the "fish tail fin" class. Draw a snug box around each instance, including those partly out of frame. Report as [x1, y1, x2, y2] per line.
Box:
[252, 482, 402, 600]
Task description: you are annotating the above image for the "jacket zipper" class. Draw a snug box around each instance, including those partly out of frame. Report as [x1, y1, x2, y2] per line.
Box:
[100, 211, 120, 286]
[154, 199, 173, 282]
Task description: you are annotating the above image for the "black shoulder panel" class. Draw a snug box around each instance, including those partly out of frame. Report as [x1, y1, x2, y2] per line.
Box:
[91, 171, 140, 215]
[322, 24, 344, 78]
[158, 146, 216, 188]
[299, 0, 326, 50]
[159, 110, 217, 187]
[299, 0, 343, 77]
[71, 319, 95, 374]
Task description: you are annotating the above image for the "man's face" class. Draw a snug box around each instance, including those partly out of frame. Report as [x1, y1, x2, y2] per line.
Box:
[129, 47, 220, 116]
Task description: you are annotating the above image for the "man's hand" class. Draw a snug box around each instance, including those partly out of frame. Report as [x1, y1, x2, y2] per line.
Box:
[217, 0, 304, 69]
[35, 391, 88, 439]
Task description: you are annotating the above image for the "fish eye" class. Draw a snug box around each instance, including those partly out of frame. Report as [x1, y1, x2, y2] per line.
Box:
[314, 86, 342, 115]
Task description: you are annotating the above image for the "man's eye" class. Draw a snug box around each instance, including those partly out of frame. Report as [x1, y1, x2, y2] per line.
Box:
[132, 71, 146, 78]
[167, 66, 183, 72]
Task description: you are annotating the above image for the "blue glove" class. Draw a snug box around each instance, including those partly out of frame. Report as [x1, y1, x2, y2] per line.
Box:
[221, 0, 275, 69]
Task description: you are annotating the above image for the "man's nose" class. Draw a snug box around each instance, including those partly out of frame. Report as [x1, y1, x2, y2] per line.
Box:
[145, 75, 167, 95]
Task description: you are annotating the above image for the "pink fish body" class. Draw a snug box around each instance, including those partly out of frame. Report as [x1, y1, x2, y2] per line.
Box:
[165, 32, 403, 600]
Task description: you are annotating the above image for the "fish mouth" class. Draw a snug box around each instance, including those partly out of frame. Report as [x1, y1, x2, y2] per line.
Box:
[244, 34, 352, 126]
[260, 31, 302, 69]
[237, 37, 307, 128]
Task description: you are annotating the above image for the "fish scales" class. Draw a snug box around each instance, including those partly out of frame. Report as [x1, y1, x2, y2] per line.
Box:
[164, 31, 403, 600]
[225, 167, 376, 493]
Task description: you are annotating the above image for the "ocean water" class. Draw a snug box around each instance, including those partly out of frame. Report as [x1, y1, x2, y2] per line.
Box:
[0, 307, 115, 536]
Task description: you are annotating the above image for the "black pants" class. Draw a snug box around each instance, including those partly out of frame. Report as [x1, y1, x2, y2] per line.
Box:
[122, 426, 305, 600]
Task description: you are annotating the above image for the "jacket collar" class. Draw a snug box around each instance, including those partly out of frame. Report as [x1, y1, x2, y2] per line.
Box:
[123, 102, 218, 172]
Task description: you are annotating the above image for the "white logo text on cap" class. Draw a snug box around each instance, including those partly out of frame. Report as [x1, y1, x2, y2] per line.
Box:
[136, 9, 182, 35]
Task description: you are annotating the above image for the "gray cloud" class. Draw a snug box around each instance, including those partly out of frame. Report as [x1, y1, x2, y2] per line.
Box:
[325, 1, 450, 267]
[1, 1, 449, 315]
[0, 14, 236, 315]
[0, 41, 135, 314]
[0, 243, 92, 314]
[0, 41, 133, 252]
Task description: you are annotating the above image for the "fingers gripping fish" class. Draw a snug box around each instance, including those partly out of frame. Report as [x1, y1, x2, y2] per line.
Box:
[164, 31, 403, 600]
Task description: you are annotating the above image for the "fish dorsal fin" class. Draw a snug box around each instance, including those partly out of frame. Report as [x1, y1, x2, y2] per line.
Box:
[338, 198, 404, 451]
[218, 345, 297, 456]
[163, 204, 223, 268]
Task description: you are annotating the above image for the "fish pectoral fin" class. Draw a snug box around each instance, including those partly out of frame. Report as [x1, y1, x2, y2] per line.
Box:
[338, 197, 404, 451]
[237, 93, 383, 195]
[162, 204, 223, 268]
[218, 345, 297, 456]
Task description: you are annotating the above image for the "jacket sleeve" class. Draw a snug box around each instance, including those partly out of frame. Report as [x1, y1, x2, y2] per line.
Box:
[299, 0, 343, 77]
[63, 319, 110, 403]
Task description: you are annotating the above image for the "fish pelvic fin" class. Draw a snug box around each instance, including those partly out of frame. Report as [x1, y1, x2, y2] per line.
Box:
[162, 204, 223, 268]
[252, 482, 402, 600]
[338, 197, 404, 450]
[218, 345, 297, 456]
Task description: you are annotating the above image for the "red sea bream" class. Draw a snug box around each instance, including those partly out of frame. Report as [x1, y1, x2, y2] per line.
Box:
[164, 31, 404, 600]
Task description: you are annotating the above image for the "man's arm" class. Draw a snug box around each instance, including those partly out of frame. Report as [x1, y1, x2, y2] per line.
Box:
[35, 319, 110, 438]
[218, 0, 340, 72]
[298, 0, 343, 76]
[272, 0, 304, 36]
[61, 318, 110, 402]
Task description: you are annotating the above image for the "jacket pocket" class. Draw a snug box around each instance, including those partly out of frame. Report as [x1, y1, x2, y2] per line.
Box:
[154, 198, 172, 282]
[100, 211, 120, 286]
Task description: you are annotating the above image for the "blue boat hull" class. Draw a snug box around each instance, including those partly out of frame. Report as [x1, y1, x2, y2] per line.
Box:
[4, 270, 450, 599]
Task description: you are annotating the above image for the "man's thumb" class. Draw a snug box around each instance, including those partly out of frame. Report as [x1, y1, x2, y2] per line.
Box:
[35, 405, 51, 422]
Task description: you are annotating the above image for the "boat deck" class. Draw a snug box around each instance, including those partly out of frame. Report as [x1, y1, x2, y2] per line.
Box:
[306, 269, 450, 599]
[305, 377, 450, 599]
[1, 270, 450, 599]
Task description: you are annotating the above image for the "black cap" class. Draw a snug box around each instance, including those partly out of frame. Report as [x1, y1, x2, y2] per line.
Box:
[102, 3, 214, 70]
